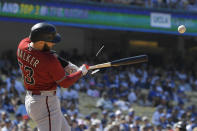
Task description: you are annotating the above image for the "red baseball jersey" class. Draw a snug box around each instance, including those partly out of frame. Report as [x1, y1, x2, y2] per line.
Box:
[17, 37, 82, 91]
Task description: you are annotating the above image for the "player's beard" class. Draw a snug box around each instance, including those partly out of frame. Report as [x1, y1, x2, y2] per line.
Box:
[42, 43, 50, 52]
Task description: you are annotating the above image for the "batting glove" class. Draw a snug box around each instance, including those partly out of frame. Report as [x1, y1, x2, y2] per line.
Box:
[64, 62, 79, 74]
[78, 64, 89, 75]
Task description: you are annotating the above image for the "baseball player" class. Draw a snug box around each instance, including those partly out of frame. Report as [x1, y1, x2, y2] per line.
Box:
[16, 22, 89, 131]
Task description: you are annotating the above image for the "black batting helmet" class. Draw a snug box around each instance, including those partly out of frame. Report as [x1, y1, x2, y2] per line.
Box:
[29, 22, 61, 43]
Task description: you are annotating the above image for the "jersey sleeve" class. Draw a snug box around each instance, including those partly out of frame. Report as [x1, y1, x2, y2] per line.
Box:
[48, 55, 82, 88]
[48, 55, 66, 82]
[57, 71, 82, 88]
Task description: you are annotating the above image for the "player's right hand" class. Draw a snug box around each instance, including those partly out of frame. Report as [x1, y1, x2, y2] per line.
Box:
[78, 64, 89, 75]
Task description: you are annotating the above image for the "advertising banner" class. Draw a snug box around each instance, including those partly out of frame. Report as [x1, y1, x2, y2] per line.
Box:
[150, 12, 171, 28]
[0, 1, 197, 35]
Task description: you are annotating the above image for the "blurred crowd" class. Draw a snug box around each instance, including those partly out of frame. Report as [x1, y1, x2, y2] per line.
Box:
[97, 0, 197, 11]
[57, 0, 197, 12]
[0, 49, 197, 131]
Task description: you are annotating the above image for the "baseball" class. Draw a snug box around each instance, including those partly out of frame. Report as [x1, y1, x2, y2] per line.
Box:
[178, 25, 186, 34]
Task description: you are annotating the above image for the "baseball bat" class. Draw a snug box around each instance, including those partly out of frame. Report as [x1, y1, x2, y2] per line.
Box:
[89, 54, 148, 70]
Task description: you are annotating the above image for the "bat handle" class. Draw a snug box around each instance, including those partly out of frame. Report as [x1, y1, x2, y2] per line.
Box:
[89, 62, 111, 70]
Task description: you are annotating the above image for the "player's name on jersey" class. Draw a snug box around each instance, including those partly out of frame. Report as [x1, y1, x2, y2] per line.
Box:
[17, 49, 40, 68]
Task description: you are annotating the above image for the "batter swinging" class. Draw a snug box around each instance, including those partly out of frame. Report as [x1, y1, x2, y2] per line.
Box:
[16, 22, 88, 131]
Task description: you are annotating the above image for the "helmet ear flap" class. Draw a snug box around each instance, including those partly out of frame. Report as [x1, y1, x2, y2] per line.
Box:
[30, 23, 61, 43]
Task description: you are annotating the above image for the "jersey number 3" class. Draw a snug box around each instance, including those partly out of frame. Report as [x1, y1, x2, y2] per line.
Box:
[18, 61, 35, 85]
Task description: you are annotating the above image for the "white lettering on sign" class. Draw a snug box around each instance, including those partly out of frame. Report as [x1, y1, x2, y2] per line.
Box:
[151, 12, 171, 28]
[57, 8, 64, 17]
[40, 6, 47, 16]
[2, 2, 19, 13]
[64, 8, 88, 18]
[49, 7, 58, 16]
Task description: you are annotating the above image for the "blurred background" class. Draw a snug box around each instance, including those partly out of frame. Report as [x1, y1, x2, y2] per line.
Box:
[0, 0, 197, 131]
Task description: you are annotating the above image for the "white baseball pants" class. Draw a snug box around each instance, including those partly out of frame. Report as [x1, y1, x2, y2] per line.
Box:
[25, 91, 71, 131]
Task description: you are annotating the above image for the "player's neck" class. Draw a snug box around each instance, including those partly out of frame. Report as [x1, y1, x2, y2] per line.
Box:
[29, 42, 42, 51]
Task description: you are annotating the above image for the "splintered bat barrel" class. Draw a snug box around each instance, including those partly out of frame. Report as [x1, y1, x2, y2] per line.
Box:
[88, 54, 148, 70]
[111, 54, 148, 67]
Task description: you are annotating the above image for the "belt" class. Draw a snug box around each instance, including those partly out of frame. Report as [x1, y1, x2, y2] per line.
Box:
[27, 90, 56, 96]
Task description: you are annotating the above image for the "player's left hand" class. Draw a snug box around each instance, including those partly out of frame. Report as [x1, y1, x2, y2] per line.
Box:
[78, 64, 89, 75]
[64, 62, 79, 74]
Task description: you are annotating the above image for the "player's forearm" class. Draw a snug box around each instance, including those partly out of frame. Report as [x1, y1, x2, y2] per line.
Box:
[58, 71, 82, 88]
[57, 55, 79, 74]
